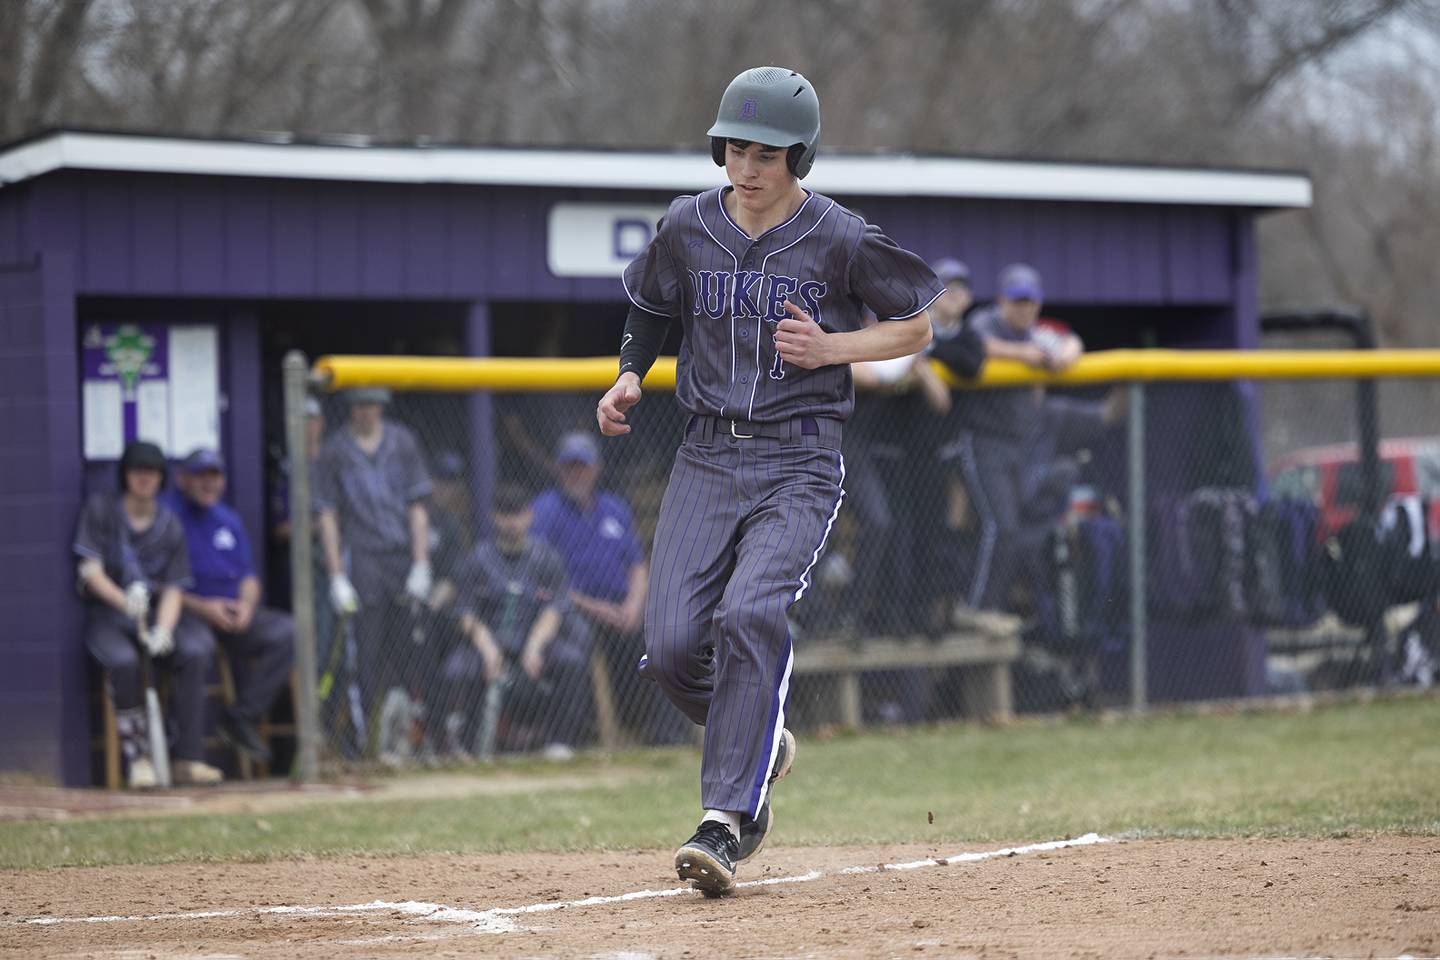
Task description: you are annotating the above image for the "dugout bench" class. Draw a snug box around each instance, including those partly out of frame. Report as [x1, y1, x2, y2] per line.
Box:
[793, 609, 1023, 727]
[585, 610, 1021, 749]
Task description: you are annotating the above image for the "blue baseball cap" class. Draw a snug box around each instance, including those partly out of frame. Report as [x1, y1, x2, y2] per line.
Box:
[556, 431, 600, 467]
[181, 448, 225, 474]
[999, 263, 1043, 302]
[931, 257, 971, 286]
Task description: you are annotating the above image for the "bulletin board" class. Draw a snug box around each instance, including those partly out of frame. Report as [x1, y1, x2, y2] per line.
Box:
[81, 323, 220, 460]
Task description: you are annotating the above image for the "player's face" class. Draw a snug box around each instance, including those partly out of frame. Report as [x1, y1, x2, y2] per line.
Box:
[999, 295, 1041, 333]
[558, 461, 598, 501]
[493, 507, 532, 543]
[725, 140, 798, 214]
[124, 467, 162, 500]
[935, 281, 972, 324]
[187, 469, 226, 508]
[349, 402, 382, 433]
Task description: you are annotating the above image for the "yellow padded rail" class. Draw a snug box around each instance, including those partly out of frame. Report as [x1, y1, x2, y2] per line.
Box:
[313, 349, 1440, 392]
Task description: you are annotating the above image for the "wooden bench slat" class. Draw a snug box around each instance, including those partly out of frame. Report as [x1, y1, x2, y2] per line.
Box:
[794, 633, 1021, 673]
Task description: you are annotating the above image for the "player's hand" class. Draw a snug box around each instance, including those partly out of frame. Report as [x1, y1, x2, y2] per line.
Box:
[143, 624, 175, 658]
[521, 647, 544, 682]
[597, 374, 642, 436]
[404, 561, 433, 603]
[229, 599, 256, 633]
[774, 301, 832, 369]
[329, 573, 360, 615]
[1018, 343, 1050, 370]
[198, 597, 239, 633]
[1048, 338, 1083, 372]
[123, 581, 151, 622]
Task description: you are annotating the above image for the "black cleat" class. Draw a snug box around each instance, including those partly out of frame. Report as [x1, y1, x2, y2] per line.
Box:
[738, 727, 796, 863]
[675, 821, 739, 897]
[217, 712, 272, 764]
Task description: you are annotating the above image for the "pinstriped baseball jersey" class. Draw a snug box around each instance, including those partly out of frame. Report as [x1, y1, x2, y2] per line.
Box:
[622, 186, 944, 423]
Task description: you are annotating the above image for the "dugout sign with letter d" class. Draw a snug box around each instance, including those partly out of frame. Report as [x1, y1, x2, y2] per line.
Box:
[547, 203, 669, 278]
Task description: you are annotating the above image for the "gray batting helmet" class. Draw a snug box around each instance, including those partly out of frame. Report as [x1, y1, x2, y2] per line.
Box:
[707, 66, 821, 179]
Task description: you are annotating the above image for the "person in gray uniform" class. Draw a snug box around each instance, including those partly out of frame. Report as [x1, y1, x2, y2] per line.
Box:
[314, 387, 433, 748]
[951, 263, 1082, 612]
[74, 441, 223, 788]
[595, 66, 943, 895]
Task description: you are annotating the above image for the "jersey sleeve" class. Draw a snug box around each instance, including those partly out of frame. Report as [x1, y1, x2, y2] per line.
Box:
[395, 426, 434, 503]
[157, 510, 193, 589]
[72, 494, 111, 562]
[232, 515, 257, 580]
[313, 441, 340, 514]
[965, 303, 1005, 339]
[846, 223, 945, 321]
[620, 198, 689, 318]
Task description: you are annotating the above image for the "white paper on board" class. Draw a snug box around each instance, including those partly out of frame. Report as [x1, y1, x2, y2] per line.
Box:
[136, 380, 171, 453]
[82, 380, 124, 460]
[168, 326, 220, 456]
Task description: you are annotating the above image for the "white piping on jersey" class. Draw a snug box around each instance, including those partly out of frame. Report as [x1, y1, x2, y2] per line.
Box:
[694, 193, 740, 418]
[718, 188, 815, 243]
[748, 198, 838, 420]
[889, 285, 946, 321]
[620, 265, 669, 317]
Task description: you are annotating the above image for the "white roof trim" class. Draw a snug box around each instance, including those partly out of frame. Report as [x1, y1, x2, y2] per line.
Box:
[0, 131, 1311, 208]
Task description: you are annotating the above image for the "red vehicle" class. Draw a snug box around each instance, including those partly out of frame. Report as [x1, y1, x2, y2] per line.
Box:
[1269, 437, 1440, 538]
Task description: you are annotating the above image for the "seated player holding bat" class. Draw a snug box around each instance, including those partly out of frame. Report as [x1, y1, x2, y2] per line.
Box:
[596, 66, 945, 895]
[73, 440, 222, 788]
[438, 483, 591, 759]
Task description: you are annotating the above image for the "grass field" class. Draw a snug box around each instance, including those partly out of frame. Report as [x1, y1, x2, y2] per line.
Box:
[3, 695, 1438, 870]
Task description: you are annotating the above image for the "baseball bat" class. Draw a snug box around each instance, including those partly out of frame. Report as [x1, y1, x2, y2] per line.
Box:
[135, 621, 173, 789]
[317, 611, 351, 703]
[474, 663, 516, 763]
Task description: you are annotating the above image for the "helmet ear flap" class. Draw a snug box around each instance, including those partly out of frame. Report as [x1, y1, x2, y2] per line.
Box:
[786, 144, 806, 177]
[710, 136, 726, 167]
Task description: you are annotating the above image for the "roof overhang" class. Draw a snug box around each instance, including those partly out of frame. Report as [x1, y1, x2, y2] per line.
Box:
[0, 130, 1311, 208]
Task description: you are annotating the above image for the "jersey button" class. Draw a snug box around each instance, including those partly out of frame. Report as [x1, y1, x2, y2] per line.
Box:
[740, 328, 749, 337]
[741, 376, 749, 383]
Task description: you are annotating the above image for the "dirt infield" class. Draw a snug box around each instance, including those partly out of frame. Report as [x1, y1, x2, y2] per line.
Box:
[2, 836, 1437, 958]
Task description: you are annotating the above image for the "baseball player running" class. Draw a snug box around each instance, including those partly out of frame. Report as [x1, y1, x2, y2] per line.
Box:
[596, 66, 944, 896]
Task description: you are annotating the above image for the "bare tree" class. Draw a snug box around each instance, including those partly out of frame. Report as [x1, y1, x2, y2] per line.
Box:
[0, 0, 96, 140]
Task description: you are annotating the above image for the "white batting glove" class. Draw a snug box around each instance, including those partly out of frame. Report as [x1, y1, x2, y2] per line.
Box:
[404, 562, 433, 603]
[123, 582, 151, 622]
[330, 573, 360, 615]
[143, 624, 174, 658]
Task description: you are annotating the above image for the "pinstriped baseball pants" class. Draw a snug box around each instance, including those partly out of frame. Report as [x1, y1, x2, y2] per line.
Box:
[644, 419, 845, 816]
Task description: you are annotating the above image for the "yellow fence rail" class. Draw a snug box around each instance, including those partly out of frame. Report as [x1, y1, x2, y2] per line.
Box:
[314, 349, 1440, 392]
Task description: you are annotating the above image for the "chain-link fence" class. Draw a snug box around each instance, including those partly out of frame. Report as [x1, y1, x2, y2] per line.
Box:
[282, 354, 1440, 774]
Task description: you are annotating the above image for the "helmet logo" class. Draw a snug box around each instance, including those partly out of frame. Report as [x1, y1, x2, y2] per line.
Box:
[740, 98, 759, 120]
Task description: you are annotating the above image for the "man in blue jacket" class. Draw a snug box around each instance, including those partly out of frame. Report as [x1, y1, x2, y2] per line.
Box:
[169, 448, 295, 764]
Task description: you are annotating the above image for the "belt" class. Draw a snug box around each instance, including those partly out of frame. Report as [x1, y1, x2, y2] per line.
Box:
[687, 414, 842, 446]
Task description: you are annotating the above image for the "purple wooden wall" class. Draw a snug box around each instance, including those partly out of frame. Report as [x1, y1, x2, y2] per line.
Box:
[0, 167, 1262, 784]
[14, 172, 1243, 306]
[0, 252, 88, 785]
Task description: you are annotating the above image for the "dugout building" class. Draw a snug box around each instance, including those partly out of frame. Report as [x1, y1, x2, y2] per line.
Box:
[0, 130, 1310, 785]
